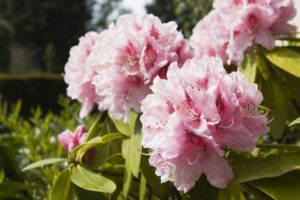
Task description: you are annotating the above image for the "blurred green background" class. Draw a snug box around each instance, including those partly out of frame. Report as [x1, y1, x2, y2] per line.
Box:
[0, 0, 212, 114]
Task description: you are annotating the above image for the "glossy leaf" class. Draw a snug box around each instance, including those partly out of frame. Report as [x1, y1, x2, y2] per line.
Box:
[71, 165, 116, 193]
[231, 152, 300, 183]
[50, 170, 73, 200]
[264, 48, 300, 78]
[250, 171, 300, 200]
[22, 158, 67, 172]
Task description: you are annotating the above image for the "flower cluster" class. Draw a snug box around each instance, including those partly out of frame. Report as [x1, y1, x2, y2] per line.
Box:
[141, 56, 269, 192]
[64, 14, 191, 121]
[190, 0, 297, 65]
[58, 125, 87, 152]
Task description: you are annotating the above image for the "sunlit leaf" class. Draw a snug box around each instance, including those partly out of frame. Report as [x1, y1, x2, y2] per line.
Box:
[139, 174, 147, 200]
[71, 165, 116, 193]
[22, 158, 67, 172]
[231, 152, 300, 183]
[288, 117, 300, 127]
[264, 48, 300, 78]
[50, 170, 73, 200]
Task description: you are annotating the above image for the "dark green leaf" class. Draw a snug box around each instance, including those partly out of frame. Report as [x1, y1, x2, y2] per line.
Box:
[218, 184, 246, 200]
[22, 158, 67, 172]
[264, 48, 300, 78]
[74, 185, 106, 200]
[250, 171, 300, 200]
[50, 170, 73, 200]
[231, 152, 300, 183]
[186, 176, 219, 200]
[140, 155, 170, 198]
[71, 165, 116, 193]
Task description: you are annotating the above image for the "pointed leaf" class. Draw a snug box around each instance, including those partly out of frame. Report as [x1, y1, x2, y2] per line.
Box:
[288, 117, 300, 127]
[264, 48, 300, 78]
[50, 170, 73, 200]
[22, 158, 67, 172]
[231, 152, 300, 183]
[71, 165, 116, 193]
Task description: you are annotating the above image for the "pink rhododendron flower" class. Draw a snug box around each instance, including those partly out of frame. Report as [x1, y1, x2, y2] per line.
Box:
[141, 57, 269, 192]
[191, 0, 297, 65]
[64, 31, 101, 118]
[58, 125, 87, 152]
[87, 14, 191, 122]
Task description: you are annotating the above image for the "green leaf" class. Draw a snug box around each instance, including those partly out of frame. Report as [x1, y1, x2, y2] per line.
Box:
[74, 185, 106, 200]
[22, 158, 67, 172]
[257, 54, 270, 80]
[240, 183, 273, 200]
[139, 174, 147, 200]
[256, 144, 300, 151]
[0, 182, 29, 200]
[218, 184, 246, 200]
[122, 166, 133, 199]
[239, 50, 257, 83]
[288, 117, 300, 127]
[71, 165, 116, 193]
[231, 152, 300, 183]
[264, 81, 289, 139]
[111, 111, 138, 136]
[85, 114, 102, 141]
[264, 47, 300, 78]
[111, 118, 131, 136]
[129, 120, 142, 178]
[50, 170, 73, 200]
[250, 171, 300, 200]
[140, 155, 170, 198]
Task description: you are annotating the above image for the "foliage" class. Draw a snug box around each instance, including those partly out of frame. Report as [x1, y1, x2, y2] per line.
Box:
[146, 0, 212, 36]
[0, 96, 94, 199]
[0, 0, 93, 72]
